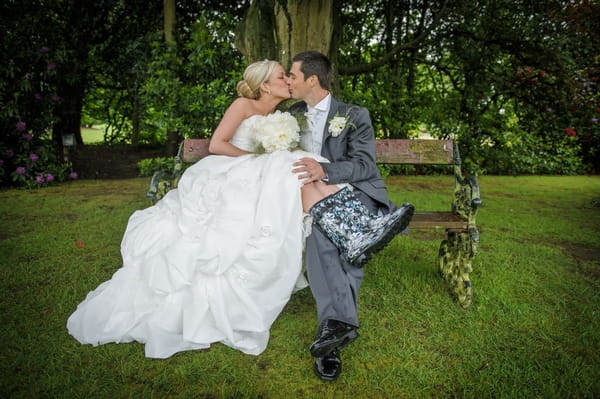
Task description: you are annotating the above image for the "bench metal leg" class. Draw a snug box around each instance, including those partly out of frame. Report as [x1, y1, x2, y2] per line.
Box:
[438, 230, 478, 308]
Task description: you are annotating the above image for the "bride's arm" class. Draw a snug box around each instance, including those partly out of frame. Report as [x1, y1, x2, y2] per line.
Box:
[208, 98, 252, 157]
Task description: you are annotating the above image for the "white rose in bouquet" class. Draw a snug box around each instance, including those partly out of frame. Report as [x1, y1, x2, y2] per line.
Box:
[253, 111, 300, 153]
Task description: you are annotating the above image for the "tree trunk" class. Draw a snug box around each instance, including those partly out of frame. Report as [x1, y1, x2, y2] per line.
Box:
[163, 0, 176, 43]
[164, 0, 178, 156]
[52, 80, 85, 158]
[236, 0, 335, 69]
[131, 88, 141, 147]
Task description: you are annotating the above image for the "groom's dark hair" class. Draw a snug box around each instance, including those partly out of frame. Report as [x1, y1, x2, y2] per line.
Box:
[293, 51, 332, 91]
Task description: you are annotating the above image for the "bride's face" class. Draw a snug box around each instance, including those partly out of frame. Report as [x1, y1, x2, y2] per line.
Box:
[265, 65, 291, 100]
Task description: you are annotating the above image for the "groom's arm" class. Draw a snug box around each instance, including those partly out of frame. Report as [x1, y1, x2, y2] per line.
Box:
[321, 106, 379, 185]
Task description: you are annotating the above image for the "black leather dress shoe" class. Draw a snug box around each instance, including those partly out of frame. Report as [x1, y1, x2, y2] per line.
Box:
[310, 319, 358, 358]
[314, 350, 341, 381]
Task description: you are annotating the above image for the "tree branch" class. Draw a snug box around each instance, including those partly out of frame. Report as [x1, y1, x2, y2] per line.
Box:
[338, 0, 448, 76]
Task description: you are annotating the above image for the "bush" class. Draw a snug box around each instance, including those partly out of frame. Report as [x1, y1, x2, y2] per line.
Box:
[137, 156, 179, 177]
[1, 124, 76, 188]
[1, 46, 77, 187]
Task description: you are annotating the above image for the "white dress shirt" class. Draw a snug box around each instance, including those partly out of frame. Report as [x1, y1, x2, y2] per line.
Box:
[300, 94, 331, 154]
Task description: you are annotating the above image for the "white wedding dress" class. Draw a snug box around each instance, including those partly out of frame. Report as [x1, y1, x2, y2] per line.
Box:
[67, 114, 319, 358]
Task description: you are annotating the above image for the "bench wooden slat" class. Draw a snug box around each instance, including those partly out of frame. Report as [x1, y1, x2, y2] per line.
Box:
[375, 139, 454, 164]
[182, 139, 210, 163]
[181, 138, 455, 165]
[410, 211, 467, 230]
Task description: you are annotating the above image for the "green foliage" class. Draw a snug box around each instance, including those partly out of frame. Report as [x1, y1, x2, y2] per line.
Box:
[0, 35, 74, 187]
[137, 156, 178, 177]
[85, 13, 245, 146]
[337, 0, 598, 174]
[5, 0, 597, 176]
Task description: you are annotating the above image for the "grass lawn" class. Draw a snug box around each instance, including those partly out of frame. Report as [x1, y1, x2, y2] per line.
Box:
[1, 175, 599, 398]
[80, 125, 105, 144]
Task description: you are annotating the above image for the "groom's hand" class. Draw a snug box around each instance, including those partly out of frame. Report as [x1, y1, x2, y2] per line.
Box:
[293, 158, 326, 184]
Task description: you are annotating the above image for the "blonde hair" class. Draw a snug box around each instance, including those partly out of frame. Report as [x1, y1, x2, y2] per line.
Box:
[236, 60, 279, 99]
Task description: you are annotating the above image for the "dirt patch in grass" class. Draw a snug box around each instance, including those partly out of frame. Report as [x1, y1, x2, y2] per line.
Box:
[556, 241, 600, 280]
[70, 145, 164, 179]
[564, 243, 600, 263]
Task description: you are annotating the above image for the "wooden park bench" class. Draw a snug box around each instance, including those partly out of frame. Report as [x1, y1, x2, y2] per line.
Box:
[147, 139, 482, 308]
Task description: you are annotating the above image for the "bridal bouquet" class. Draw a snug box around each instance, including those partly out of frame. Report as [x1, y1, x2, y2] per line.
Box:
[252, 111, 300, 153]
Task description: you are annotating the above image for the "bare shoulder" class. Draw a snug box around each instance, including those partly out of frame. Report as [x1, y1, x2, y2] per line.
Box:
[228, 97, 261, 118]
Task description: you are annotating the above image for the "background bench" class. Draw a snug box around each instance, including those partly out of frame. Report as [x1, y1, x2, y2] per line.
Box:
[147, 138, 481, 308]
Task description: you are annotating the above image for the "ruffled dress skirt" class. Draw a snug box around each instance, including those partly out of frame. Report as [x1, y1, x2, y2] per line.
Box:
[67, 150, 312, 358]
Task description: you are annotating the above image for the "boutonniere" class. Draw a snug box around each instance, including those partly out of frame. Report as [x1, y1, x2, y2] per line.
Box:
[328, 111, 355, 137]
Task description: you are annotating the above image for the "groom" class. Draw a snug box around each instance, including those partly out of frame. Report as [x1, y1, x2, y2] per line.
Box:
[287, 51, 413, 381]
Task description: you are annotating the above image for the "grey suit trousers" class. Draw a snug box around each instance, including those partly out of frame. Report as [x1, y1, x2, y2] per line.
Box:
[305, 189, 379, 328]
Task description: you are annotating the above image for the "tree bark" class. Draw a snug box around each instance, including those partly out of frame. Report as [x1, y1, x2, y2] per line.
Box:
[163, 0, 176, 43]
[52, 81, 85, 156]
[164, 0, 178, 156]
[236, 0, 335, 68]
[131, 90, 141, 147]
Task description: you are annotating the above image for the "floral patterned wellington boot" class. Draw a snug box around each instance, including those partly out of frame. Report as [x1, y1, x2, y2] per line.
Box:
[310, 187, 414, 267]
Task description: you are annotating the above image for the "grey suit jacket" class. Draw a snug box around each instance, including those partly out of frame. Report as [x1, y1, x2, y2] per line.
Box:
[289, 97, 395, 211]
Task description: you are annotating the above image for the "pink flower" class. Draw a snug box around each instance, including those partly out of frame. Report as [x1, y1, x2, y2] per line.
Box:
[69, 171, 78, 179]
[40, 46, 49, 53]
[16, 166, 26, 175]
[564, 128, 577, 136]
[29, 153, 38, 161]
[46, 173, 55, 182]
[0, 160, 4, 167]
[24, 73, 31, 79]
[591, 118, 598, 124]
[16, 121, 26, 131]
[34, 93, 43, 100]
[35, 175, 45, 184]
[76, 241, 84, 247]
[22, 133, 33, 141]
[47, 63, 55, 71]
[5, 149, 14, 158]
[51, 94, 60, 102]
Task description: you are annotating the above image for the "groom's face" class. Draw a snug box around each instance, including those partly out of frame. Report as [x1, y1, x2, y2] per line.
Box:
[287, 61, 312, 100]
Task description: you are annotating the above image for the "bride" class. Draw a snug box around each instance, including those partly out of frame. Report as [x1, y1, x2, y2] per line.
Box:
[67, 60, 329, 358]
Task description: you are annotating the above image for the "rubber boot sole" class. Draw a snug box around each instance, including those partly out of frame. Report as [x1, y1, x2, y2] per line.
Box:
[349, 204, 415, 267]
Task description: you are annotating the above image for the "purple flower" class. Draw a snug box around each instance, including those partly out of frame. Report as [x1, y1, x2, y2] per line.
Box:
[22, 133, 33, 141]
[40, 46, 49, 53]
[34, 93, 43, 100]
[545, 107, 553, 113]
[24, 73, 31, 79]
[46, 173, 55, 182]
[36, 175, 45, 184]
[0, 160, 4, 167]
[592, 118, 598, 124]
[29, 153, 38, 162]
[47, 63, 55, 71]
[16, 121, 26, 131]
[16, 166, 26, 175]
[5, 149, 14, 158]
[51, 94, 60, 102]
[69, 171, 78, 179]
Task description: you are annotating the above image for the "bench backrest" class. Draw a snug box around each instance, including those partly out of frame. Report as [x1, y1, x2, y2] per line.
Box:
[180, 138, 456, 165]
